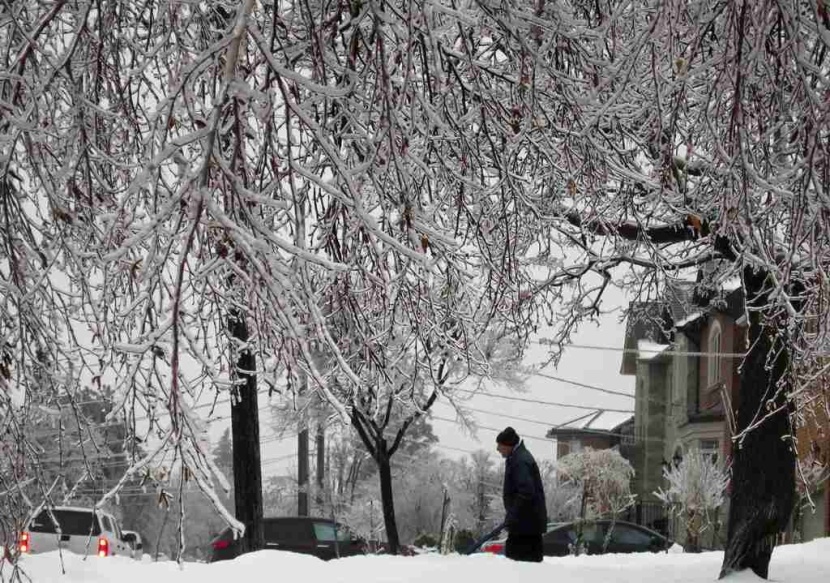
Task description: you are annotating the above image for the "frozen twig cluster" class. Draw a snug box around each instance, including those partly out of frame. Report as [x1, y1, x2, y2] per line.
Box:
[655, 448, 728, 552]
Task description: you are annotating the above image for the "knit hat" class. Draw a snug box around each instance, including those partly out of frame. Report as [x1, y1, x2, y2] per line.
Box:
[496, 426, 520, 447]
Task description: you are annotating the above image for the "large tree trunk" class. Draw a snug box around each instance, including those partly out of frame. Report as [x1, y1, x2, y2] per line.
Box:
[720, 268, 795, 579]
[377, 448, 401, 555]
[229, 310, 264, 553]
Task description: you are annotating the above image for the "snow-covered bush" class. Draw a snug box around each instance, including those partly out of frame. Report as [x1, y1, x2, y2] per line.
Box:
[558, 448, 636, 519]
[557, 448, 636, 554]
[790, 448, 829, 542]
[655, 449, 728, 552]
[546, 481, 583, 523]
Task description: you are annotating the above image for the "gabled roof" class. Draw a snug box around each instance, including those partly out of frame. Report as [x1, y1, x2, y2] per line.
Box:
[620, 279, 747, 373]
[546, 411, 634, 439]
[619, 302, 673, 375]
[675, 287, 745, 333]
[637, 340, 671, 361]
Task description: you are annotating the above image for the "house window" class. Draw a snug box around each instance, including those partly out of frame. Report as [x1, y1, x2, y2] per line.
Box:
[707, 321, 722, 388]
[699, 439, 720, 464]
[569, 439, 583, 454]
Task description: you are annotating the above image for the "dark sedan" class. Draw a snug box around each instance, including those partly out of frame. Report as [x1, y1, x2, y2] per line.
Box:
[209, 517, 368, 562]
[478, 520, 673, 557]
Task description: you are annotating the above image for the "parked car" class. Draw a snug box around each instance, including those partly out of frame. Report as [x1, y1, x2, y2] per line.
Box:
[209, 517, 369, 562]
[478, 520, 672, 557]
[121, 530, 143, 560]
[477, 522, 561, 555]
[19, 506, 133, 558]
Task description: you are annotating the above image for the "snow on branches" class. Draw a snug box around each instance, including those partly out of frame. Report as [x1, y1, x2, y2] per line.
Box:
[2, 0, 828, 569]
[655, 449, 728, 552]
[557, 447, 636, 521]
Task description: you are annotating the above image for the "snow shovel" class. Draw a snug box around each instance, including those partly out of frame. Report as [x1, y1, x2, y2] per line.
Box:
[465, 522, 506, 555]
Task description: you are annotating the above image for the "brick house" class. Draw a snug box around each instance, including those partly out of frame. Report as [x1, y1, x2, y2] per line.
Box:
[792, 381, 830, 540]
[621, 282, 829, 546]
[547, 411, 635, 460]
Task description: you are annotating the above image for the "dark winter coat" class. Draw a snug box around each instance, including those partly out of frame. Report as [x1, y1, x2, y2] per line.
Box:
[502, 441, 547, 536]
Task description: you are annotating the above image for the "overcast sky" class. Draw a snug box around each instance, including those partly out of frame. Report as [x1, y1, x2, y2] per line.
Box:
[429, 283, 635, 464]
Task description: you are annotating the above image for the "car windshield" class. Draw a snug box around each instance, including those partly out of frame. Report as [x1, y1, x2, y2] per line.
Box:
[313, 522, 352, 542]
[29, 509, 101, 536]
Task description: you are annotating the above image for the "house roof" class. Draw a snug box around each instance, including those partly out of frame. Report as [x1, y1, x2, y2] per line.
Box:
[637, 340, 671, 361]
[620, 278, 747, 373]
[546, 411, 634, 439]
[619, 301, 673, 375]
[675, 287, 745, 332]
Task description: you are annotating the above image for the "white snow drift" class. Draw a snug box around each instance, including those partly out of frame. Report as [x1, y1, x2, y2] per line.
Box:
[6, 537, 829, 583]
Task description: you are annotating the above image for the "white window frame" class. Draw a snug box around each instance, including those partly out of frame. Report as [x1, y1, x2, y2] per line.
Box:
[707, 320, 722, 388]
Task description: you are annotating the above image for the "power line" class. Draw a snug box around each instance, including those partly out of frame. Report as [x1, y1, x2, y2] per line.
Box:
[431, 414, 552, 442]
[528, 371, 635, 399]
[431, 408, 666, 447]
[533, 341, 747, 359]
[452, 386, 634, 411]
[436, 402, 593, 428]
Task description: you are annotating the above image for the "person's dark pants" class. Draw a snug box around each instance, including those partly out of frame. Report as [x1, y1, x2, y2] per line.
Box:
[505, 533, 544, 562]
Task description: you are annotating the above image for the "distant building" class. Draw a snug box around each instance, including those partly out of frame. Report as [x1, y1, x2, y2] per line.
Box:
[547, 411, 635, 460]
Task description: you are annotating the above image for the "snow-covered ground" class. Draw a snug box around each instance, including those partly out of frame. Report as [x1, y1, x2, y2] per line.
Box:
[9, 538, 830, 583]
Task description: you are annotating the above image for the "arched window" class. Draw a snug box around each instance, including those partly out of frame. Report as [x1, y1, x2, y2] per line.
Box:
[707, 320, 722, 387]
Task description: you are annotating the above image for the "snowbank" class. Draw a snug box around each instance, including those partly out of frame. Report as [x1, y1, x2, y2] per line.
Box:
[9, 538, 830, 583]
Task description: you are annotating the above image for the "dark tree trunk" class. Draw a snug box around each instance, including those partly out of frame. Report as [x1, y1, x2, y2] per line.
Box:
[298, 425, 309, 516]
[228, 310, 264, 553]
[720, 267, 795, 579]
[348, 390, 440, 556]
[376, 448, 401, 555]
[316, 423, 325, 510]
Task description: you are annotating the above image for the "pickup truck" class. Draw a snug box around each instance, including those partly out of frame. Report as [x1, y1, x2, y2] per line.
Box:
[19, 506, 133, 558]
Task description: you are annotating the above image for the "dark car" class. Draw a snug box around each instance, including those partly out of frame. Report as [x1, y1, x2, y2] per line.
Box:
[209, 517, 368, 562]
[478, 520, 672, 557]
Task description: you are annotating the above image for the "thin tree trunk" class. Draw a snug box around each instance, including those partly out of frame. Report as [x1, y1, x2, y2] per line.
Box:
[476, 479, 487, 535]
[686, 509, 701, 553]
[336, 453, 345, 499]
[574, 483, 589, 556]
[349, 400, 441, 556]
[228, 310, 264, 553]
[349, 458, 362, 505]
[377, 450, 401, 555]
[719, 267, 795, 579]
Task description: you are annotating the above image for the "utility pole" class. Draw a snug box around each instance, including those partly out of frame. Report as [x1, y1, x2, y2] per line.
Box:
[315, 422, 325, 512]
[228, 309, 264, 552]
[298, 416, 309, 516]
[438, 486, 451, 550]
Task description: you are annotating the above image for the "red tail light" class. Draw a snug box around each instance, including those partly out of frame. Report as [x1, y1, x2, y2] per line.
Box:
[19, 532, 30, 554]
[212, 539, 231, 550]
[483, 542, 504, 554]
[97, 537, 109, 557]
